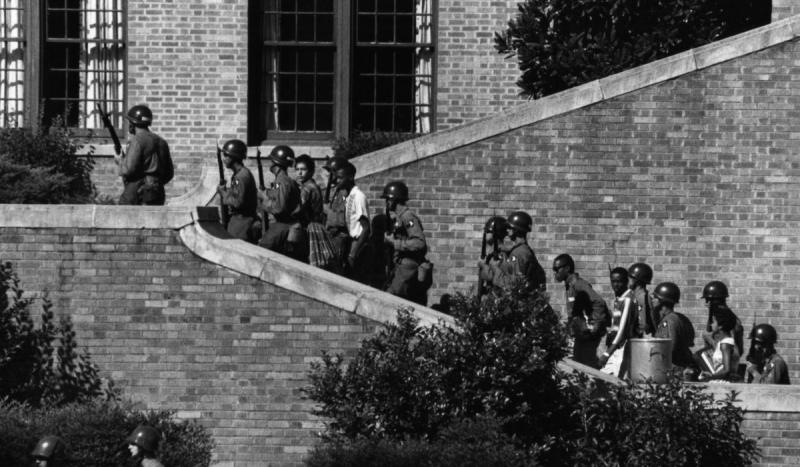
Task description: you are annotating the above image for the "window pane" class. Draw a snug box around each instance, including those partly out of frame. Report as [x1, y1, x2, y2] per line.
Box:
[357, 14, 374, 42]
[316, 104, 332, 131]
[317, 0, 334, 12]
[316, 14, 333, 41]
[278, 103, 296, 129]
[359, 0, 376, 13]
[297, 75, 315, 101]
[396, 14, 413, 43]
[317, 51, 334, 73]
[41, 0, 126, 129]
[296, 103, 314, 130]
[375, 104, 392, 130]
[278, 75, 296, 101]
[297, 14, 314, 41]
[377, 15, 394, 42]
[375, 76, 393, 103]
[395, 106, 413, 132]
[354, 104, 373, 131]
[298, 0, 315, 12]
[316, 75, 333, 102]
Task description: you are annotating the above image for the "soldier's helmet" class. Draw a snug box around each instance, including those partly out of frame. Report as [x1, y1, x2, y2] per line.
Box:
[628, 262, 653, 285]
[126, 425, 160, 454]
[269, 145, 295, 168]
[702, 280, 729, 300]
[125, 105, 153, 127]
[751, 323, 778, 345]
[323, 156, 349, 173]
[221, 139, 247, 161]
[31, 435, 66, 460]
[506, 211, 532, 234]
[653, 282, 680, 304]
[381, 181, 409, 202]
[484, 216, 508, 235]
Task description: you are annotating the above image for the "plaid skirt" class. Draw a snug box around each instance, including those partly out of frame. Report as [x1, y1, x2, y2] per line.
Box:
[308, 222, 337, 269]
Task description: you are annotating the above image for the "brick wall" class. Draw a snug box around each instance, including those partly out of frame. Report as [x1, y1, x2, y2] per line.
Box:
[358, 38, 800, 380]
[744, 412, 800, 466]
[772, 0, 800, 21]
[435, 1, 525, 129]
[0, 226, 377, 466]
[121, 0, 249, 198]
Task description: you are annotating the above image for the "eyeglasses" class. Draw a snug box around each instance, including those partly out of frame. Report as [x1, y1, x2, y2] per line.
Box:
[553, 264, 566, 272]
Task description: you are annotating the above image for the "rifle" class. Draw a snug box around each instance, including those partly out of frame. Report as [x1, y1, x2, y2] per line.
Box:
[96, 103, 122, 156]
[746, 311, 757, 365]
[216, 142, 230, 228]
[255, 147, 268, 235]
[477, 220, 505, 300]
[324, 156, 334, 203]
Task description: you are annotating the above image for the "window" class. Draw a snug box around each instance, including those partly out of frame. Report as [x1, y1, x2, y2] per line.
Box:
[0, 0, 125, 130]
[251, 0, 435, 141]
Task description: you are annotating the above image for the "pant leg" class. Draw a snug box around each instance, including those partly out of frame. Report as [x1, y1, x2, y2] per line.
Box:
[386, 259, 419, 301]
[259, 221, 292, 254]
[119, 180, 142, 205]
[227, 214, 254, 241]
[573, 335, 602, 369]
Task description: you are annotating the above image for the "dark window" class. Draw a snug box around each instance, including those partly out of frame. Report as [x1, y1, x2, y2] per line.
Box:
[0, 0, 126, 129]
[252, 0, 434, 141]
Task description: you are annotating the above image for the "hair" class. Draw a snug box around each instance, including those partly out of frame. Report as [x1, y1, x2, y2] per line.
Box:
[295, 154, 315, 175]
[610, 267, 628, 279]
[553, 253, 575, 273]
[711, 305, 737, 333]
[339, 162, 356, 177]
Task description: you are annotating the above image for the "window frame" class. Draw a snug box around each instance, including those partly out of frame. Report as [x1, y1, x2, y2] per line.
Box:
[8, 0, 128, 137]
[248, 0, 437, 145]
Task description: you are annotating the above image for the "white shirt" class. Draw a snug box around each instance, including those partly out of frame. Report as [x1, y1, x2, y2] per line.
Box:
[345, 185, 369, 238]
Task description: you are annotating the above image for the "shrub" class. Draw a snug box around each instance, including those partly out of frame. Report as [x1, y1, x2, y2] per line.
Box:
[563, 374, 760, 466]
[495, 0, 771, 99]
[306, 286, 759, 466]
[0, 261, 115, 406]
[332, 130, 415, 159]
[0, 115, 96, 203]
[306, 416, 529, 467]
[0, 399, 214, 467]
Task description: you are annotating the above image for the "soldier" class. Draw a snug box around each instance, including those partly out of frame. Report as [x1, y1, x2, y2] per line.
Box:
[553, 253, 609, 369]
[258, 145, 301, 258]
[701, 280, 744, 355]
[31, 435, 66, 467]
[323, 156, 351, 272]
[116, 105, 173, 205]
[383, 181, 429, 305]
[651, 282, 696, 374]
[600, 267, 634, 378]
[627, 262, 656, 337]
[479, 211, 546, 294]
[216, 139, 258, 242]
[295, 154, 331, 267]
[476, 216, 508, 298]
[127, 425, 164, 467]
[746, 324, 790, 385]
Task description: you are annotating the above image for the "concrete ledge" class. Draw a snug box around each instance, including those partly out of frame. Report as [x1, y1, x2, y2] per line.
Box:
[167, 165, 219, 207]
[353, 15, 800, 179]
[179, 207, 454, 328]
[700, 382, 800, 413]
[0, 204, 193, 229]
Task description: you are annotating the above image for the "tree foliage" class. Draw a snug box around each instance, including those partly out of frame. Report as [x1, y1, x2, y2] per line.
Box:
[495, 0, 771, 99]
[332, 130, 415, 159]
[0, 115, 96, 203]
[305, 286, 759, 466]
[0, 261, 115, 407]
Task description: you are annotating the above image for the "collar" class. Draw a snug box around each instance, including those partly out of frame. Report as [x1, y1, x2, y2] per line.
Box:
[395, 205, 409, 218]
[565, 273, 579, 288]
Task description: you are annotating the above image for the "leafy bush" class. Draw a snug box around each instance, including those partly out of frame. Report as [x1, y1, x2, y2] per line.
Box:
[0, 115, 96, 203]
[332, 130, 415, 159]
[306, 286, 759, 466]
[563, 374, 760, 466]
[306, 416, 529, 467]
[495, 0, 771, 99]
[0, 399, 214, 467]
[0, 261, 115, 406]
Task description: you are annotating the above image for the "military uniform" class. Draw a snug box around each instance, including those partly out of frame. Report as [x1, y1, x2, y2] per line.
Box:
[259, 170, 301, 255]
[489, 242, 546, 293]
[654, 310, 695, 369]
[222, 165, 258, 241]
[565, 272, 609, 369]
[748, 353, 790, 384]
[386, 205, 428, 305]
[325, 186, 349, 270]
[119, 130, 170, 205]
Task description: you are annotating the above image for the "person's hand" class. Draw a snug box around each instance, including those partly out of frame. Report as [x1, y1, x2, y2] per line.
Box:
[698, 371, 712, 381]
[217, 184, 227, 195]
[347, 254, 357, 269]
[384, 232, 396, 247]
[598, 352, 610, 368]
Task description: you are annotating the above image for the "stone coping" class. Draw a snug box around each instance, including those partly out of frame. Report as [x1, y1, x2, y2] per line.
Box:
[180, 207, 453, 328]
[0, 204, 193, 229]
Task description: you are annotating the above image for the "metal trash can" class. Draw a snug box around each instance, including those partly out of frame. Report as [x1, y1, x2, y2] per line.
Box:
[629, 338, 672, 383]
